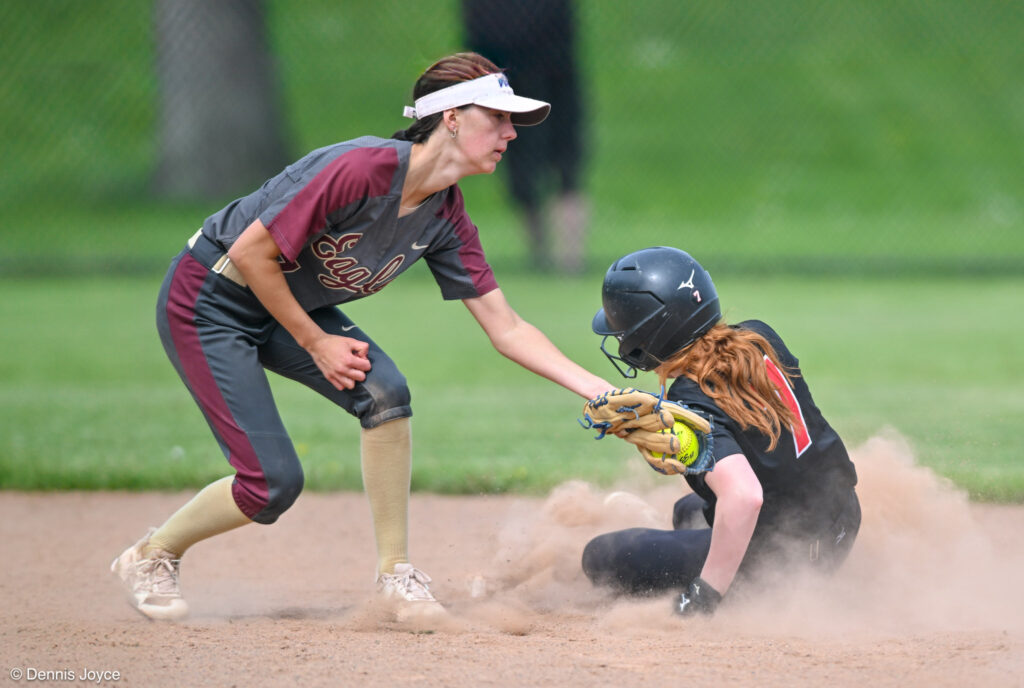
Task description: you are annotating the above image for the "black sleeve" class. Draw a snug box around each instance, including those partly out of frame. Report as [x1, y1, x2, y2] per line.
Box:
[665, 376, 743, 498]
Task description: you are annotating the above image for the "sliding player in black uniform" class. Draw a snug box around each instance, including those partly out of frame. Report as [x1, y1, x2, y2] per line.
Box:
[581, 247, 860, 616]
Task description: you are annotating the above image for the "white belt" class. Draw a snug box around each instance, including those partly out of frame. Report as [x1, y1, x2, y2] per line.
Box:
[187, 229, 248, 288]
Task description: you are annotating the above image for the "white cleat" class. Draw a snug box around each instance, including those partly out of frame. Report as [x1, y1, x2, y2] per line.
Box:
[376, 563, 447, 622]
[110, 528, 188, 621]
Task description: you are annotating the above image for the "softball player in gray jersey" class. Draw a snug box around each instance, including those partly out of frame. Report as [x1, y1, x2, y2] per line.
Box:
[112, 52, 613, 622]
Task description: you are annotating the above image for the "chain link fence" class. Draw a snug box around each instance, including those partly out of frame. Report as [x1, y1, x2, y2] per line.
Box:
[2, 0, 1021, 276]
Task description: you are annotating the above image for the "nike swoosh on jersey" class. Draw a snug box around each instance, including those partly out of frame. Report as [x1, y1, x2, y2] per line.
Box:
[341, 325, 357, 332]
[412, 241, 429, 250]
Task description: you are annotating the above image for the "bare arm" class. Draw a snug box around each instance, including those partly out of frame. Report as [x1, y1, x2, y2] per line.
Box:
[699, 453, 763, 594]
[463, 288, 613, 399]
[226, 219, 372, 390]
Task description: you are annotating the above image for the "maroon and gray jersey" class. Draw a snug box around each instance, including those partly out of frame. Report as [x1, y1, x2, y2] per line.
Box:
[201, 136, 498, 312]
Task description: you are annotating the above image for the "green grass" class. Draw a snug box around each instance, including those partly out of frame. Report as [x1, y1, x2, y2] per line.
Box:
[1, 272, 1021, 501]
[0, 2, 1021, 499]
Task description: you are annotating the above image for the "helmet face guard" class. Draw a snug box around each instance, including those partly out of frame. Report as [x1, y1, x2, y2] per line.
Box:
[593, 247, 721, 378]
[597, 335, 640, 378]
[594, 308, 665, 377]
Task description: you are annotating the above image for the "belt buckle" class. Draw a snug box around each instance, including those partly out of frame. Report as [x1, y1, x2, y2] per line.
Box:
[211, 254, 232, 275]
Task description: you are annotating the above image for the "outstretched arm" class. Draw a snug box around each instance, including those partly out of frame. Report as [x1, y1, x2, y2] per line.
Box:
[700, 453, 764, 594]
[463, 288, 613, 399]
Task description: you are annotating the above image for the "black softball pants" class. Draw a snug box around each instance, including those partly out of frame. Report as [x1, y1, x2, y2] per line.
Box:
[581, 490, 861, 596]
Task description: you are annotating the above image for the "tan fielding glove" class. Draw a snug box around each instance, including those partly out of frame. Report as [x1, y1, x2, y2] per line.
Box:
[580, 388, 715, 475]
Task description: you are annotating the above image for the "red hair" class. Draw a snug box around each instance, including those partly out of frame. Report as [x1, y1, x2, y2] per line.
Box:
[657, 324, 799, 451]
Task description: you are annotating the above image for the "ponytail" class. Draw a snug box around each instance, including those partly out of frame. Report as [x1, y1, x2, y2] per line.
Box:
[392, 113, 443, 143]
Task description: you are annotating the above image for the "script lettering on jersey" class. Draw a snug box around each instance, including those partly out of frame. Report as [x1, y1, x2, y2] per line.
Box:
[310, 232, 405, 294]
[361, 255, 404, 294]
[763, 355, 812, 456]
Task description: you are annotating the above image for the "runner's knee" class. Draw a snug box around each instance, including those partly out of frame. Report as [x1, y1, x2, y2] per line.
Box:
[582, 533, 621, 587]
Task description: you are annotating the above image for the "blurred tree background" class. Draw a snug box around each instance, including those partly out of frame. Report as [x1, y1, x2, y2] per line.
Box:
[1, 0, 1020, 278]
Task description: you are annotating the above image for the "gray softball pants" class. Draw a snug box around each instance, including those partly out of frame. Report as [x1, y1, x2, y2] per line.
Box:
[155, 242, 411, 524]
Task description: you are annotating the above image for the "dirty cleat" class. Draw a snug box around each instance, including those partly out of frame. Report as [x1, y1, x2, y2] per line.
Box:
[376, 563, 446, 621]
[110, 528, 188, 620]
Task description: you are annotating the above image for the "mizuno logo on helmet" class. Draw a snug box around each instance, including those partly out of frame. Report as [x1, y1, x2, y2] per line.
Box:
[677, 270, 695, 290]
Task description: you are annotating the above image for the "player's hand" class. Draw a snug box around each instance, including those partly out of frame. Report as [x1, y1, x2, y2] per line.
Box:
[675, 577, 722, 617]
[308, 334, 372, 390]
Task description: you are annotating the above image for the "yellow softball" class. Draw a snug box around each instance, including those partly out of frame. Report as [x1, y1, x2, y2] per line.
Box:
[652, 420, 700, 465]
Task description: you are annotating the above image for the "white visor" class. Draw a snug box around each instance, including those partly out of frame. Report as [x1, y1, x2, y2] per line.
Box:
[402, 73, 550, 126]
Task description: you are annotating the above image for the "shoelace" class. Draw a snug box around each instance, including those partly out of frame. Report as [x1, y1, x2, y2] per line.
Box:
[388, 568, 434, 601]
[134, 557, 182, 596]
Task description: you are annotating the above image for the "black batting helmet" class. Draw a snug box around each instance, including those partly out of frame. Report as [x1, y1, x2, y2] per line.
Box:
[593, 247, 721, 377]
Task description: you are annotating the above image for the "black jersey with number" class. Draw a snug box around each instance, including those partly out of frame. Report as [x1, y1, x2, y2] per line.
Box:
[667, 320, 857, 537]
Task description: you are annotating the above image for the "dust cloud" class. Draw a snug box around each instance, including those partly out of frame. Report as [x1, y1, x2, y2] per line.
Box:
[456, 430, 1024, 637]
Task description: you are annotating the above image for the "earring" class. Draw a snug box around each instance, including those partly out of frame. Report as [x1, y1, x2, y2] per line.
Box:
[449, 128, 457, 139]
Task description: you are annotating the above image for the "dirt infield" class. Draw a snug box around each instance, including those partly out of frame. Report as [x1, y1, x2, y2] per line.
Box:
[3, 434, 1023, 687]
